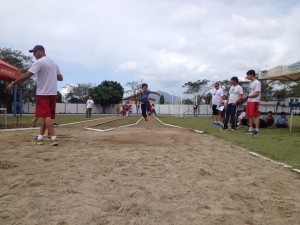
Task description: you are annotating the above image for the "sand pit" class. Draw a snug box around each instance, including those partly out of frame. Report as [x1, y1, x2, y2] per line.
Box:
[0, 116, 299, 225]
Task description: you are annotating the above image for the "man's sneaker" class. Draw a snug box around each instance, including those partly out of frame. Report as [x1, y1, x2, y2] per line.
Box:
[244, 129, 253, 135]
[229, 128, 236, 131]
[219, 128, 227, 133]
[253, 130, 259, 136]
[50, 140, 58, 146]
[31, 137, 44, 145]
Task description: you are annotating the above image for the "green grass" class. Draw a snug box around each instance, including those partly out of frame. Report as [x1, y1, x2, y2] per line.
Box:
[158, 115, 300, 169]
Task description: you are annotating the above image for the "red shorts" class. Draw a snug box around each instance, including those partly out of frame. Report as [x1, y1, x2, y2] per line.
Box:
[35, 95, 56, 119]
[246, 102, 260, 117]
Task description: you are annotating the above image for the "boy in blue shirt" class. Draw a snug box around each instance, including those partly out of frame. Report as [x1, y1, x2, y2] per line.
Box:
[270, 112, 289, 128]
[137, 83, 160, 121]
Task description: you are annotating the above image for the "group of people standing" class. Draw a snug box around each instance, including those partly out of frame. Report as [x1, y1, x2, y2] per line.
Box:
[210, 69, 262, 136]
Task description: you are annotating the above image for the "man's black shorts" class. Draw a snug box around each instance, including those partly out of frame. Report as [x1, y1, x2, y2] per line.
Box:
[212, 105, 220, 115]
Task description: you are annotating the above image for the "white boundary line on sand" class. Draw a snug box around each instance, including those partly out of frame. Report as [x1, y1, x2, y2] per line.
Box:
[155, 117, 299, 174]
[0, 117, 116, 132]
[84, 117, 143, 132]
[155, 117, 204, 134]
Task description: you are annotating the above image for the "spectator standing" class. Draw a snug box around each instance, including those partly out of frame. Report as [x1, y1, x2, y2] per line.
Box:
[86, 96, 94, 118]
[242, 70, 261, 136]
[210, 82, 224, 126]
[151, 104, 157, 116]
[193, 104, 198, 117]
[6, 45, 63, 146]
[221, 77, 244, 131]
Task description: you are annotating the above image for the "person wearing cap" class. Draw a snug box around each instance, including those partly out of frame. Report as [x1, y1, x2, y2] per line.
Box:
[241, 69, 261, 136]
[6, 45, 63, 146]
[210, 82, 224, 125]
[220, 76, 244, 132]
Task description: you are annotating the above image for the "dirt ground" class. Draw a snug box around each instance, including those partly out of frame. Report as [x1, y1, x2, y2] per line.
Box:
[0, 116, 300, 225]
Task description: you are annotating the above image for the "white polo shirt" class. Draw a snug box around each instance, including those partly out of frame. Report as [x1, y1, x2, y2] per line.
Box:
[248, 79, 261, 102]
[29, 56, 61, 96]
[228, 85, 244, 104]
[211, 88, 224, 105]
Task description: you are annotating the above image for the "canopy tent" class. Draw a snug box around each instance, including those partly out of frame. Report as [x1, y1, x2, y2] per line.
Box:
[258, 60, 300, 132]
[258, 61, 300, 81]
[0, 59, 22, 117]
[0, 59, 21, 80]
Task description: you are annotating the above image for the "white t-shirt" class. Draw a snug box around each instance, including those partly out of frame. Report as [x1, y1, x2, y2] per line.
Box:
[248, 79, 261, 102]
[29, 56, 61, 95]
[211, 88, 224, 105]
[86, 99, 94, 108]
[228, 85, 244, 104]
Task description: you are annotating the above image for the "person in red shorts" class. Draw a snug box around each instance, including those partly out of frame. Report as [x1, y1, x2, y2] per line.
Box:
[241, 69, 261, 136]
[6, 45, 63, 146]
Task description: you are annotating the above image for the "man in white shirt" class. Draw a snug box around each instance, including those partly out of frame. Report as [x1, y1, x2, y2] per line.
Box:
[6, 45, 63, 146]
[210, 82, 224, 125]
[86, 96, 94, 118]
[242, 69, 261, 136]
[221, 77, 244, 131]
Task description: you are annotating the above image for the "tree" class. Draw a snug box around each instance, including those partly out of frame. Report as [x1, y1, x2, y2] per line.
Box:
[91, 80, 124, 113]
[290, 80, 300, 97]
[125, 81, 142, 113]
[273, 81, 293, 113]
[260, 80, 275, 101]
[56, 91, 63, 103]
[0, 47, 34, 112]
[182, 79, 211, 104]
[65, 83, 95, 103]
[182, 98, 193, 104]
[159, 95, 165, 104]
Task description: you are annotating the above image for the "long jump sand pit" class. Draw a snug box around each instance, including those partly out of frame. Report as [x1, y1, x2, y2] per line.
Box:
[0, 116, 300, 225]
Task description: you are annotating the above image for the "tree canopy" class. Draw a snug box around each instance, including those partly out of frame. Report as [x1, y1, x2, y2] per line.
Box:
[90, 80, 124, 113]
[0, 47, 35, 111]
[64, 83, 95, 103]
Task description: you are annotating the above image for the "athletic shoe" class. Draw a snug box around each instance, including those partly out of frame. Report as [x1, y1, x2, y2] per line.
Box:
[244, 129, 253, 135]
[50, 140, 58, 146]
[253, 130, 259, 136]
[31, 137, 44, 145]
[219, 128, 227, 133]
[229, 128, 236, 131]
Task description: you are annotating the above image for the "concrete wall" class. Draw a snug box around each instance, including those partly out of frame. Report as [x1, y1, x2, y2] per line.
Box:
[21, 101, 298, 116]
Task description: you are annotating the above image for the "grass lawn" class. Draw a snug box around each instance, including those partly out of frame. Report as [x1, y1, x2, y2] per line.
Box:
[158, 115, 300, 169]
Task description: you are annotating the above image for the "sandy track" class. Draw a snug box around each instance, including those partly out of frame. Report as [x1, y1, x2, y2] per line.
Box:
[0, 116, 299, 225]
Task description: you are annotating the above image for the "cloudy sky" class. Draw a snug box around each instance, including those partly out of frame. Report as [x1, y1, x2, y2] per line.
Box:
[1, 0, 300, 96]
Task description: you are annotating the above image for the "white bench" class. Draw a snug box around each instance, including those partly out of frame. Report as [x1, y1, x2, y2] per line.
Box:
[0, 108, 7, 129]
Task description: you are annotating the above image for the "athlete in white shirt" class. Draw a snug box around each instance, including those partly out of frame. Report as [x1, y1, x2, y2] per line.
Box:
[241, 69, 261, 136]
[221, 77, 244, 131]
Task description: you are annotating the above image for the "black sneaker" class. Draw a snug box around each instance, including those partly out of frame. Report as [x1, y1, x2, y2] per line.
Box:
[253, 130, 259, 136]
[244, 129, 253, 135]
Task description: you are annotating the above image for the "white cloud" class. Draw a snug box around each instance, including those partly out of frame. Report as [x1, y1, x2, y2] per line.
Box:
[171, 4, 208, 25]
[1, 0, 300, 96]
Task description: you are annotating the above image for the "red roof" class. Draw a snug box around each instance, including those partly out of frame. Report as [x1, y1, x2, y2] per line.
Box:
[0, 59, 21, 81]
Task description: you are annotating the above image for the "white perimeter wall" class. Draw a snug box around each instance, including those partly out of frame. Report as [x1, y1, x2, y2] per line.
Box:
[21, 101, 295, 115]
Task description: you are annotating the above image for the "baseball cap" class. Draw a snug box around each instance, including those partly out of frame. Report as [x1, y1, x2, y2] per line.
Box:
[29, 45, 45, 52]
